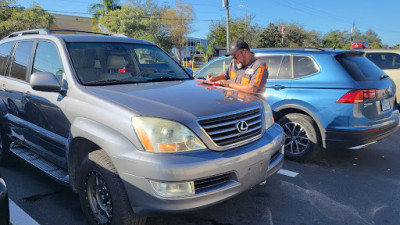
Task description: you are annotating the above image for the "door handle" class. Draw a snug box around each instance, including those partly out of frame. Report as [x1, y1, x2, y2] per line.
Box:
[272, 85, 286, 90]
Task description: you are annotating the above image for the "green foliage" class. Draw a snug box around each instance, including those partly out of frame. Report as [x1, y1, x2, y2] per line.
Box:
[391, 44, 400, 49]
[370, 42, 381, 49]
[207, 15, 262, 49]
[196, 43, 205, 55]
[98, 1, 172, 51]
[0, 1, 53, 39]
[343, 43, 351, 50]
[161, 0, 193, 63]
[322, 30, 348, 48]
[258, 23, 281, 47]
[205, 39, 216, 62]
[89, 0, 121, 32]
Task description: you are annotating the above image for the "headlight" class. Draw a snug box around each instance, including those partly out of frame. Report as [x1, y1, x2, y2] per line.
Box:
[261, 100, 274, 130]
[132, 117, 206, 153]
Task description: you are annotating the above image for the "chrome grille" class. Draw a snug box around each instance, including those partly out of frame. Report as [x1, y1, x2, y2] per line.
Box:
[198, 107, 263, 147]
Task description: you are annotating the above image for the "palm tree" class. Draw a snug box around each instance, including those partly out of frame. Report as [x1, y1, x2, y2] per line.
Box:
[89, 0, 121, 31]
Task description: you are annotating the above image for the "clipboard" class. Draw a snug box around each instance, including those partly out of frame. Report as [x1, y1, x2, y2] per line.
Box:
[196, 78, 222, 86]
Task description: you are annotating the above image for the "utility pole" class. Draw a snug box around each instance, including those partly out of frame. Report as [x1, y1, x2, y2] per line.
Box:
[240, 4, 247, 41]
[223, 0, 231, 52]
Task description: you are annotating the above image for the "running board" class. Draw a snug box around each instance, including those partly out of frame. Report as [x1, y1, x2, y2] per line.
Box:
[9, 143, 70, 184]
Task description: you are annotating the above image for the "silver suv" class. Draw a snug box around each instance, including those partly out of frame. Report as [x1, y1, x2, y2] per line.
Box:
[0, 29, 284, 225]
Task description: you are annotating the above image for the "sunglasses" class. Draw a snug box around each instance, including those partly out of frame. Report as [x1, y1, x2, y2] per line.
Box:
[232, 50, 243, 60]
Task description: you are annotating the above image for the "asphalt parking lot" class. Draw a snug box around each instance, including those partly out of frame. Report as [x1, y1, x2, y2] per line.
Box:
[1, 124, 400, 225]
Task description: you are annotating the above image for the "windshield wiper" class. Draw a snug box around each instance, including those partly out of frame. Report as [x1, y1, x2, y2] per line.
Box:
[84, 79, 145, 86]
[379, 74, 389, 80]
[145, 77, 186, 82]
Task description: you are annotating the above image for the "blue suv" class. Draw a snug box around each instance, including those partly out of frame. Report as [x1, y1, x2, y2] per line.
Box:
[195, 48, 399, 161]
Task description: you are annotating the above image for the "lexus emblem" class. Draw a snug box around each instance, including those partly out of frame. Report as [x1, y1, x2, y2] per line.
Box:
[236, 121, 249, 133]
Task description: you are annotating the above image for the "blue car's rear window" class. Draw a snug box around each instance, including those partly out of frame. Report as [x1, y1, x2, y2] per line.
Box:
[336, 55, 383, 81]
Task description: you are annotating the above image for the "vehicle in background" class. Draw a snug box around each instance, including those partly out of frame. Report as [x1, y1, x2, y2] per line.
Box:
[195, 48, 399, 161]
[351, 41, 371, 50]
[0, 29, 284, 225]
[0, 171, 9, 225]
[364, 49, 400, 105]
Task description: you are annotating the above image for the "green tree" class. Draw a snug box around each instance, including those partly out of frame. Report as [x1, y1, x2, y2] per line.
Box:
[205, 39, 216, 62]
[258, 23, 281, 47]
[370, 42, 381, 49]
[207, 15, 262, 49]
[89, 0, 121, 32]
[99, 0, 172, 51]
[0, 2, 53, 39]
[196, 43, 205, 55]
[322, 30, 349, 48]
[161, 0, 193, 63]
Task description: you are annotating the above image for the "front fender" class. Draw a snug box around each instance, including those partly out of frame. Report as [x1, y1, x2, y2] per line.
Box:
[69, 117, 142, 170]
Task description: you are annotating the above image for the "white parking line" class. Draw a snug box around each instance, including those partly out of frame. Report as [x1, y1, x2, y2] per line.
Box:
[277, 169, 299, 178]
[9, 199, 40, 225]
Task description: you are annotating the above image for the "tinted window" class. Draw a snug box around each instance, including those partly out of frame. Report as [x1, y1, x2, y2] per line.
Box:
[10, 41, 34, 81]
[261, 55, 283, 79]
[0, 42, 14, 75]
[336, 55, 383, 81]
[195, 57, 232, 79]
[277, 56, 291, 79]
[293, 56, 319, 78]
[33, 41, 64, 84]
[366, 52, 400, 70]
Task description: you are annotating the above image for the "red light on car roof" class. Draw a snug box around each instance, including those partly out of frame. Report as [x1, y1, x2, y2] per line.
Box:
[337, 89, 377, 103]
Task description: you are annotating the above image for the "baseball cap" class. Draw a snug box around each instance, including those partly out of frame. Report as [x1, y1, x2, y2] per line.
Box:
[226, 40, 250, 56]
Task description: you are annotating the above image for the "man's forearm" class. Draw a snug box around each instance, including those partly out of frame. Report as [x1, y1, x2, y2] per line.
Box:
[209, 73, 226, 82]
[228, 82, 258, 94]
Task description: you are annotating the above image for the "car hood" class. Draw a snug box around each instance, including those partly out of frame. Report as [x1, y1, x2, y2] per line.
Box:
[86, 80, 261, 120]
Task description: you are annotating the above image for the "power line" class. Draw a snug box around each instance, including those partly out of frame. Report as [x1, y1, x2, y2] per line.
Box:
[0, 5, 221, 22]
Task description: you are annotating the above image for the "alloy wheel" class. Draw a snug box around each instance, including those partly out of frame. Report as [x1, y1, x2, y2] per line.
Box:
[282, 122, 310, 155]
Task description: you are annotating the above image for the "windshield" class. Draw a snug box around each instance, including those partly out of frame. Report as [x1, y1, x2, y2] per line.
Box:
[66, 42, 190, 85]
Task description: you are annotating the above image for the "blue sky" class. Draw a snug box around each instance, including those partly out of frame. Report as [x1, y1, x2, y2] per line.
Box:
[16, 0, 400, 46]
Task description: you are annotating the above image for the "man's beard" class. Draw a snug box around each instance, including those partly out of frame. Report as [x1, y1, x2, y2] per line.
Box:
[236, 63, 243, 69]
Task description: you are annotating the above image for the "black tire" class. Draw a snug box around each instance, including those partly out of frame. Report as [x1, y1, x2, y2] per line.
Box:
[277, 113, 321, 162]
[0, 128, 16, 167]
[78, 150, 147, 225]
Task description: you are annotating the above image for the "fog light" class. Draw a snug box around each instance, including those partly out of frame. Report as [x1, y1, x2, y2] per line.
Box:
[150, 180, 195, 197]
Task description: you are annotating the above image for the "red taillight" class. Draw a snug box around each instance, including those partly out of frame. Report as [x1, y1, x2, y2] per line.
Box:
[337, 89, 377, 103]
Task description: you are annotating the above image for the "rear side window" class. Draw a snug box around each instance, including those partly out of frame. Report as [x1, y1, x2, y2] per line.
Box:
[277, 56, 291, 79]
[366, 52, 400, 70]
[336, 55, 383, 81]
[261, 55, 283, 79]
[293, 56, 319, 78]
[9, 41, 34, 81]
[0, 42, 14, 75]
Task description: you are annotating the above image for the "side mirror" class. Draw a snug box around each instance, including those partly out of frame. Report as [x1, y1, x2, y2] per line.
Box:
[185, 67, 193, 76]
[30, 72, 61, 92]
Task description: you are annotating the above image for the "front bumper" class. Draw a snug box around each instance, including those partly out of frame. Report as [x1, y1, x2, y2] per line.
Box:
[325, 117, 399, 149]
[114, 123, 284, 216]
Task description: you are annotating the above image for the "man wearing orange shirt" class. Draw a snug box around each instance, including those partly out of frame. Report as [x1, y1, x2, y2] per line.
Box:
[207, 40, 268, 94]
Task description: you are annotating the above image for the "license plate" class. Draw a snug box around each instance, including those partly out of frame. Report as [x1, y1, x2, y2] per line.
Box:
[381, 99, 390, 111]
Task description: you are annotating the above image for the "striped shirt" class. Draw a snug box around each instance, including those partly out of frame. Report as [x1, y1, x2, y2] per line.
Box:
[224, 57, 268, 93]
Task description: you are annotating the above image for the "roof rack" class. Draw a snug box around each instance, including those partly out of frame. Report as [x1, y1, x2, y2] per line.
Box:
[5, 29, 128, 39]
[253, 47, 325, 51]
[7, 29, 51, 38]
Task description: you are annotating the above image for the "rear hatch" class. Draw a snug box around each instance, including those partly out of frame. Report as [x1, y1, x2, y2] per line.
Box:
[335, 52, 396, 120]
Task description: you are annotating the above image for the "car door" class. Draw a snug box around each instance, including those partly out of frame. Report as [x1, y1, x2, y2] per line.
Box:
[1, 40, 34, 142]
[22, 40, 70, 168]
[260, 55, 292, 109]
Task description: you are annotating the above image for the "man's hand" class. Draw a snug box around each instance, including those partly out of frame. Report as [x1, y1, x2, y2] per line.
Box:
[216, 80, 230, 87]
[206, 74, 214, 81]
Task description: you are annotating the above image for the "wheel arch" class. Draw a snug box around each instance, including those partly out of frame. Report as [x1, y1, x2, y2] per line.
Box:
[68, 117, 140, 193]
[273, 104, 327, 148]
